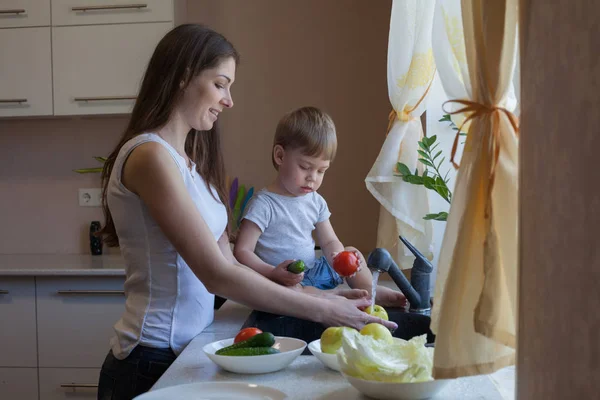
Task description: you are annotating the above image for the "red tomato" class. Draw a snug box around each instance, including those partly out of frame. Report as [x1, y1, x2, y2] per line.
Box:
[234, 327, 262, 344]
[333, 251, 360, 277]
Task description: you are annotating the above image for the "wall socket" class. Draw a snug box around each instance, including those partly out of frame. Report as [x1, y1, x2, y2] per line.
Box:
[78, 188, 102, 207]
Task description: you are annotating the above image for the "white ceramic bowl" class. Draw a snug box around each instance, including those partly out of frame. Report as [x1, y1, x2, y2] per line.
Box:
[203, 336, 306, 374]
[307, 339, 341, 371]
[342, 373, 451, 400]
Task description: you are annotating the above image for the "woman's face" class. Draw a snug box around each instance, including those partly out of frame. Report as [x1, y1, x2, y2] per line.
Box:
[179, 57, 236, 131]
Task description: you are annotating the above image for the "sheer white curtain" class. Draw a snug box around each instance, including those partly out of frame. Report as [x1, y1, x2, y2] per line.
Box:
[365, 0, 436, 269]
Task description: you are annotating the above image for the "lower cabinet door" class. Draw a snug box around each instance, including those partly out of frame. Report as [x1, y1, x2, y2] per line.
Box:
[39, 368, 100, 400]
[0, 367, 39, 400]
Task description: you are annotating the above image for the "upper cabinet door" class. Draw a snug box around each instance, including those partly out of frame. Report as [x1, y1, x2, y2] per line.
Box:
[52, 0, 173, 26]
[0, 27, 52, 117]
[0, 0, 50, 28]
[52, 22, 172, 116]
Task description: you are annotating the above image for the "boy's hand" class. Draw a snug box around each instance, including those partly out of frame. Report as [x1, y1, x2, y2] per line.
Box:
[269, 260, 304, 287]
[331, 246, 365, 278]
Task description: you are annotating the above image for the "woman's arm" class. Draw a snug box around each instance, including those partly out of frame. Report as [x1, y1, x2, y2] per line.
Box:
[123, 142, 394, 330]
[217, 231, 242, 266]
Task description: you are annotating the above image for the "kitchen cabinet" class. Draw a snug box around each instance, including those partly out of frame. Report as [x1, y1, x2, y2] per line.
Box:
[51, 0, 172, 26]
[37, 276, 126, 368]
[0, 0, 50, 28]
[39, 368, 101, 400]
[0, 270, 126, 400]
[0, 27, 53, 117]
[0, 368, 39, 400]
[0, 0, 174, 118]
[52, 22, 172, 115]
[0, 277, 37, 367]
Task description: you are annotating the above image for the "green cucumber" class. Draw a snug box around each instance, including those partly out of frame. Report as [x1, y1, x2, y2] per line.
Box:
[215, 332, 276, 355]
[287, 260, 305, 274]
[216, 347, 281, 356]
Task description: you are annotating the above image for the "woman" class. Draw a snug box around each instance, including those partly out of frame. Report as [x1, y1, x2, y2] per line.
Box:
[97, 24, 396, 399]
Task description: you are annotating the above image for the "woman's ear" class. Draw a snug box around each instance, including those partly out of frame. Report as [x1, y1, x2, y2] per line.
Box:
[273, 145, 285, 167]
[180, 67, 192, 89]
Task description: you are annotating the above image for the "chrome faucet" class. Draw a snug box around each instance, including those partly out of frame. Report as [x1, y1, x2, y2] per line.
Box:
[367, 236, 433, 315]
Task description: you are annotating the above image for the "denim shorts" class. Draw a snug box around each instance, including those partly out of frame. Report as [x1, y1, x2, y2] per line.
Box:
[301, 256, 344, 290]
[97, 345, 177, 400]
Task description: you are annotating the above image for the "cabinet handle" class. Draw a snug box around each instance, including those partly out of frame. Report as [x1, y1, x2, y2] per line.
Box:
[0, 290, 9, 294]
[74, 96, 136, 102]
[0, 9, 26, 15]
[60, 383, 98, 389]
[0, 99, 27, 104]
[57, 290, 124, 295]
[72, 4, 147, 12]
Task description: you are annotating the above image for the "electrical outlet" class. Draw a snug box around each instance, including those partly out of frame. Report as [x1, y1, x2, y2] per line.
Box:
[78, 188, 102, 207]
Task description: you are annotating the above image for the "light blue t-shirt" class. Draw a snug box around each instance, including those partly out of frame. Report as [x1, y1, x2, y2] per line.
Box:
[242, 189, 331, 269]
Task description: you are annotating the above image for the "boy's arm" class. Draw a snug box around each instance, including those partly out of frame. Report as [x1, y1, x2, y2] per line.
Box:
[315, 219, 345, 266]
[233, 220, 277, 275]
[234, 220, 302, 286]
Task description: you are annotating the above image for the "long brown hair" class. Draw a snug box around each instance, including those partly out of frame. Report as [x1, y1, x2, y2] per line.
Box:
[100, 24, 240, 247]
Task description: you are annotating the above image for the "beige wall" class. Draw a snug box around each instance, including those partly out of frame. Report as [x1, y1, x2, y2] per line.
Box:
[187, 0, 393, 253]
[0, 0, 392, 254]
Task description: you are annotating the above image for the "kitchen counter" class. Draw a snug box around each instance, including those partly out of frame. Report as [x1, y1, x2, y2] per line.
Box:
[0, 254, 125, 276]
[152, 300, 511, 399]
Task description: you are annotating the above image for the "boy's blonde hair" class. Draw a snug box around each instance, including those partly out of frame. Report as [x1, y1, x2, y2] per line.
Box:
[272, 106, 337, 170]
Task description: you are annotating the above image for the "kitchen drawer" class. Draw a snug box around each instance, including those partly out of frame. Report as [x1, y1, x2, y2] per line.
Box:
[0, 0, 50, 28]
[39, 368, 100, 400]
[52, 0, 173, 26]
[37, 276, 126, 368]
[52, 22, 172, 115]
[0, 277, 37, 367]
[0, 27, 53, 117]
[0, 367, 38, 400]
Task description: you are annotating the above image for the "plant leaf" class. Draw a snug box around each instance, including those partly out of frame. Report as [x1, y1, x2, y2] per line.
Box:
[424, 212, 449, 221]
[94, 156, 107, 163]
[433, 150, 443, 160]
[418, 141, 429, 151]
[423, 176, 436, 189]
[396, 163, 411, 176]
[417, 150, 429, 159]
[419, 158, 435, 168]
[73, 168, 103, 174]
[437, 157, 445, 170]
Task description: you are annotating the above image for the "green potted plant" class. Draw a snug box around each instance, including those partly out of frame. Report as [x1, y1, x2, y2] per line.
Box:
[394, 114, 466, 221]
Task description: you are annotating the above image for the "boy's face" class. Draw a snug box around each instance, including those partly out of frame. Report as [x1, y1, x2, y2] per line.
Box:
[275, 147, 330, 196]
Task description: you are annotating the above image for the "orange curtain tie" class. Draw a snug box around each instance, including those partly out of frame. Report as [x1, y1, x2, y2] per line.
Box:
[443, 99, 519, 217]
[386, 69, 436, 135]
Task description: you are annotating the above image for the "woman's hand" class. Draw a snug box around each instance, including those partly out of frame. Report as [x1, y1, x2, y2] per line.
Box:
[269, 260, 304, 287]
[321, 296, 398, 331]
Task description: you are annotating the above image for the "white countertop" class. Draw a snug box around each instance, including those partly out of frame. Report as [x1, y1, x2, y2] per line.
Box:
[152, 301, 512, 399]
[0, 254, 125, 276]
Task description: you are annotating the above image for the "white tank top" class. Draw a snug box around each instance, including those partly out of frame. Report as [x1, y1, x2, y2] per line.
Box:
[107, 133, 227, 359]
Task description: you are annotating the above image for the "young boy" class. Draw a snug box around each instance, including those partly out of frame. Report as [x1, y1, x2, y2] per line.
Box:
[234, 106, 406, 307]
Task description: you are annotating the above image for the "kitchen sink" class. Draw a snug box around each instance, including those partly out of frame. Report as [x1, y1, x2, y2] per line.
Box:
[241, 308, 435, 355]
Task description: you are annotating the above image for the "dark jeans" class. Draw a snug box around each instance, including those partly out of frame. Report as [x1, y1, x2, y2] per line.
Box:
[97, 345, 177, 400]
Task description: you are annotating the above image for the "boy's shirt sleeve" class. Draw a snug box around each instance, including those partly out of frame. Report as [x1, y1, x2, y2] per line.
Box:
[241, 194, 271, 232]
[315, 193, 332, 223]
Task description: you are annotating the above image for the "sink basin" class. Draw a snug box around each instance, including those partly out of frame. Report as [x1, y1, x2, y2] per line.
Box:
[241, 308, 435, 355]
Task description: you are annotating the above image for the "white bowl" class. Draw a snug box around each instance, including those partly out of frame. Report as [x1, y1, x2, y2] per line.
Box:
[307, 339, 341, 371]
[342, 373, 451, 400]
[202, 336, 306, 374]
